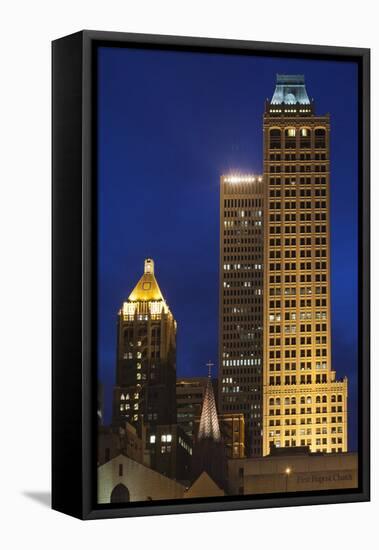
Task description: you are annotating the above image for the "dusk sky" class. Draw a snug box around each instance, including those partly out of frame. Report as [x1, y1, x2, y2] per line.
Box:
[97, 46, 358, 450]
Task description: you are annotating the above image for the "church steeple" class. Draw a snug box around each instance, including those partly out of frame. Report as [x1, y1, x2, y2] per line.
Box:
[191, 361, 227, 489]
[198, 362, 221, 442]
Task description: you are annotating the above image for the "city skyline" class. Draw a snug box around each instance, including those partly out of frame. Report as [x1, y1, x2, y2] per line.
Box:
[98, 48, 358, 449]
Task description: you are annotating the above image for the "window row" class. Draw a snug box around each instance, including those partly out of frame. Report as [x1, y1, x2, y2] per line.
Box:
[269, 176, 327, 185]
[269, 153, 327, 161]
[268, 374, 331, 385]
[268, 299, 327, 308]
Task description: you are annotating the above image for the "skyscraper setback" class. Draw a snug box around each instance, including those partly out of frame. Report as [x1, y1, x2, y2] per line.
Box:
[219, 75, 348, 457]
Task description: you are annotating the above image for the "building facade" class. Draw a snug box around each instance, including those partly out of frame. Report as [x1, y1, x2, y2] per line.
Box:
[176, 377, 210, 440]
[98, 454, 185, 504]
[219, 413, 245, 459]
[146, 423, 193, 482]
[98, 422, 148, 467]
[112, 258, 181, 478]
[228, 449, 357, 495]
[262, 75, 348, 455]
[218, 174, 264, 457]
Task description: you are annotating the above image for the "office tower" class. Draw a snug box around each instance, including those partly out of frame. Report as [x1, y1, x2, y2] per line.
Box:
[262, 75, 348, 455]
[218, 175, 264, 457]
[113, 258, 177, 431]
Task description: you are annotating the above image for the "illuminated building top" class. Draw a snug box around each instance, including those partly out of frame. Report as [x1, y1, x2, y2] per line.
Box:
[270, 74, 311, 105]
[121, 258, 170, 317]
[223, 174, 262, 184]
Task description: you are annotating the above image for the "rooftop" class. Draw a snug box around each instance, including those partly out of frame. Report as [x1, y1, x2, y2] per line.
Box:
[270, 74, 311, 105]
[128, 258, 165, 302]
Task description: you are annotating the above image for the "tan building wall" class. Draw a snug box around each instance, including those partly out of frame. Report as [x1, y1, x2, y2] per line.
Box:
[219, 413, 245, 458]
[262, 81, 348, 455]
[228, 451, 357, 495]
[184, 472, 224, 498]
[97, 454, 184, 503]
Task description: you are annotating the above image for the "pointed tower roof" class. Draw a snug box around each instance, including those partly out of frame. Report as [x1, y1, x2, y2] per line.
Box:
[198, 363, 221, 442]
[270, 74, 311, 105]
[128, 258, 165, 302]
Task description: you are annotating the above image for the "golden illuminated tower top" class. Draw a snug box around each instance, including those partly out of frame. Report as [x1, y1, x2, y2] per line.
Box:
[127, 258, 165, 302]
[121, 258, 171, 319]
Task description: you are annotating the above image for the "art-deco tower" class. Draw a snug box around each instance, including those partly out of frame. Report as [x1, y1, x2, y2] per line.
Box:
[262, 75, 348, 455]
[218, 175, 264, 457]
[113, 258, 177, 431]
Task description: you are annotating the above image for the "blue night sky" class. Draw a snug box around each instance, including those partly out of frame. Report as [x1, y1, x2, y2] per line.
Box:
[97, 46, 358, 450]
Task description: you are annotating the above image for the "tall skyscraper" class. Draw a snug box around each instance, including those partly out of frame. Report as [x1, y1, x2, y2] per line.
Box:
[262, 75, 348, 455]
[218, 175, 264, 457]
[113, 258, 177, 431]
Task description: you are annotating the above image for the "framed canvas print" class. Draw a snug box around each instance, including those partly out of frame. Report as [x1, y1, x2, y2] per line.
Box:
[52, 30, 370, 519]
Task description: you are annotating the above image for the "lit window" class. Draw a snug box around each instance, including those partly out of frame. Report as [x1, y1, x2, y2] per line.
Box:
[166, 434, 172, 442]
[287, 128, 296, 137]
[149, 435, 156, 444]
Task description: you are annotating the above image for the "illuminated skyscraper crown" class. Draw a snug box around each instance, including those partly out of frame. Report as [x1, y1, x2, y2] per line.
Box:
[270, 74, 311, 105]
[121, 258, 170, 317]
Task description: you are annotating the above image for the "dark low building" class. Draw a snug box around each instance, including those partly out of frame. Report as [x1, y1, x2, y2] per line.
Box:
[98, 422, 148, 467]
[147, 423, 192, 483]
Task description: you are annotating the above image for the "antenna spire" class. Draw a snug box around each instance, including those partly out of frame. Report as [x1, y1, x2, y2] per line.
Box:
[206, 360, 214, 378]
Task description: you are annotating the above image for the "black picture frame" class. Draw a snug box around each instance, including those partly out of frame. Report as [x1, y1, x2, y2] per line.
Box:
[52, 30, 370, 520]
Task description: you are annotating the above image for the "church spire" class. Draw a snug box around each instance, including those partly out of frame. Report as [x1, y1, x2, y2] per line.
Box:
[198, 362, 221, 442]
